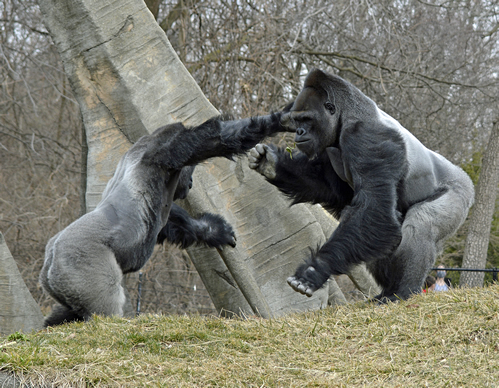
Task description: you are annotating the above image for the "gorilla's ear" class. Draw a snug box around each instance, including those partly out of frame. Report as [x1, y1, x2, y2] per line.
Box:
[324, 101, 336, 115]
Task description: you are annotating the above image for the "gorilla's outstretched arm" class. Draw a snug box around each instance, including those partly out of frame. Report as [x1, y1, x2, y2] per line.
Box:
[157, 203, 236, 249]
[143, 114, 284, 169]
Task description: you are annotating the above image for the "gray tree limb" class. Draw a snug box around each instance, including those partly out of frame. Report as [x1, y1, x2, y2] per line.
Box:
[460, 119, 499, 287]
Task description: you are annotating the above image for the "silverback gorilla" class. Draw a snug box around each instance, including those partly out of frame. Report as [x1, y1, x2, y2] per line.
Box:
[248, 69, 474, 302]
[40, 114, 284, 326]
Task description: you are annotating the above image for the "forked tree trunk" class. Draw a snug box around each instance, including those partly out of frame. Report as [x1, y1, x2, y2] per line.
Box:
[38, 0, 379, 317]
[460, 120, 499, 287]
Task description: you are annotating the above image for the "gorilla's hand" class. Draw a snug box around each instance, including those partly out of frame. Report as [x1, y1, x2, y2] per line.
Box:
[287, 259, 330, 297]
[196, 213, 237, 249]
[248, 144, 277, 180]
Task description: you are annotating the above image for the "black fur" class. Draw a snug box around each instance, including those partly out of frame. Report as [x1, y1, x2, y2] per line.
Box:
[40, 113, 285, 326]
[249, 69, 474, 301]
[43, 304, 84, 327]
[157, 204, 236, 249]
[142, 114, 284, 169]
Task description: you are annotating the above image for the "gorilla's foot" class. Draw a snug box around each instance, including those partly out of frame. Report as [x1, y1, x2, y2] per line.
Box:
[372, 293, 406, 304]
[43, 304, 85, 327]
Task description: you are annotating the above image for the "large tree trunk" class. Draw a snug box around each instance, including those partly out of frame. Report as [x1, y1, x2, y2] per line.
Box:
[38, 0, 378, 317]
[460, 120, 499, 287]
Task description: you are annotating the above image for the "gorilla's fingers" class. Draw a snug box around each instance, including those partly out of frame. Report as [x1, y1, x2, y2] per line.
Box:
[248, 145, 265, 169]
[249, 147, 260, 158]
[248, 144, 277, 180]
[287, 276, 316, 297]
[248, 155, 260, 169]
[255, 143, 266, 155]
[287, 276, 298, 287]
[229, 234, 237, 248]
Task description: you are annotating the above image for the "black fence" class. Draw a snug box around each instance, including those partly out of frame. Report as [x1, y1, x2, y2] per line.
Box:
[430, 267, 498, 282]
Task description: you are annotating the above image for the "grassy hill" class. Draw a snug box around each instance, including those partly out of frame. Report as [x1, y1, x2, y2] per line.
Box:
[1, 285, 498, 387]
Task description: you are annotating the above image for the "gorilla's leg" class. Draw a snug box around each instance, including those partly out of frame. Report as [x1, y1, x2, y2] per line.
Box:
[40, 235, 83, 326]
[376, 183, 472, 302]
[372, 222, 437, 303]
[74, 248, 126, 318]
[43, 246, 126, 325]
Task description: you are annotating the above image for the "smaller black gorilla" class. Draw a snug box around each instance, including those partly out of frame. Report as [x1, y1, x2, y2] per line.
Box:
[249, 69, 474, 302]
[40, 113, 284, 326]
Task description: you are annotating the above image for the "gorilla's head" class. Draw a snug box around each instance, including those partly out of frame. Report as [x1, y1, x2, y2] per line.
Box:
[174, 165, 195, 200]
[281, 69, 377, 159]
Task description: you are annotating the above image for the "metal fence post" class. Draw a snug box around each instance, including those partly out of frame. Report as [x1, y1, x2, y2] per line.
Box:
[136, 271, 143, 316]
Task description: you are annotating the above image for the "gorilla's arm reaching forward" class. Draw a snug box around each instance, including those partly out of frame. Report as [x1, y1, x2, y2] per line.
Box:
[143, 114, 284, 169]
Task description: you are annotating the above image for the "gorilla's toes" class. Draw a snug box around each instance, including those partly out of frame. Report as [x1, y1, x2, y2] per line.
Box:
[286, 276, 315, 297]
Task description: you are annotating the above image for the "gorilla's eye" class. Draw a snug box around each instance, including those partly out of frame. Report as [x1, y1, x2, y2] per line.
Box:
[324, 102, 336, 114]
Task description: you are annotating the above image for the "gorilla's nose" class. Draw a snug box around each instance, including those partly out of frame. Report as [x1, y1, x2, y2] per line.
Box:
[296, 127, 306, 136]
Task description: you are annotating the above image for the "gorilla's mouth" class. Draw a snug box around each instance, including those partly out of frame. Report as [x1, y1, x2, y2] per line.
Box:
[295, 139, 311, 147]
[295, 140, 315, 158]
[295, 140, 312, 152]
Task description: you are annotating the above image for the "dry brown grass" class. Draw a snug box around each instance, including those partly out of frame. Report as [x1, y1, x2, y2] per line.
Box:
[1, 285, 498, 387]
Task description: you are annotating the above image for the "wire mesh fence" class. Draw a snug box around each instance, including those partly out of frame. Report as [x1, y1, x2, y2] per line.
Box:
[123, 245, 217, 317]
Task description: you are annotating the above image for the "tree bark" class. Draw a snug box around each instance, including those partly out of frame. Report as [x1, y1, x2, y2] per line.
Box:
[37, 0, 379, 317]
[460, 119, 499, 287]
[0, 233, 44, 335]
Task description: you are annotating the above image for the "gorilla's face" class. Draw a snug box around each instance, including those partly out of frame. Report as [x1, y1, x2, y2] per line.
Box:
[281, 77, 340, 159]
[174, 165, 195, 200]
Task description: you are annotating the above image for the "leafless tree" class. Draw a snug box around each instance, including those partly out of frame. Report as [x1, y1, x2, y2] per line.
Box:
[156, 0, 498, 161]
[0, 0, 82, 310]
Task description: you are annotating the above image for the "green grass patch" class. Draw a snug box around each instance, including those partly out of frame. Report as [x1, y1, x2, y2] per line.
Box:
[1, 285, 499, 387]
